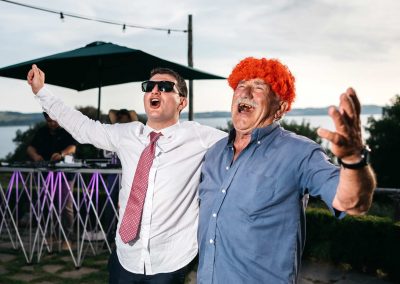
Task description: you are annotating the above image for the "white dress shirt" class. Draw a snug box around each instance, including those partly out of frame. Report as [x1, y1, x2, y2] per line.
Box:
[36, 87, 227, 274]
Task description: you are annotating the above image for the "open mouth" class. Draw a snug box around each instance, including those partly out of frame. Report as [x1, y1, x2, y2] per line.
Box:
[236, 98, 256, 113]
[150, 98, 160, 108]
[238, 102, 254, 113]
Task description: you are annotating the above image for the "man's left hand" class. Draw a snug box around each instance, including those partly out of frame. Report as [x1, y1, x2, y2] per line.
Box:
[317, 88, 364, 163]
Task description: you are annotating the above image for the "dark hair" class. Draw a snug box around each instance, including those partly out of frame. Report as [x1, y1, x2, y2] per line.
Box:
[150, 67, 188, 98]
[42, 112, 50, 119]
[116, 109, 132, 122]
[116, 109, 130, 117]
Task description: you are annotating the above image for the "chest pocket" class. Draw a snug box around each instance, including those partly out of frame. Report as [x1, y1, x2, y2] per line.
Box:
[230, 171, 278, 220]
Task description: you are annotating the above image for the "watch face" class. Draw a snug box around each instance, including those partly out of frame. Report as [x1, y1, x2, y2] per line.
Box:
[362, 146, 371, 164]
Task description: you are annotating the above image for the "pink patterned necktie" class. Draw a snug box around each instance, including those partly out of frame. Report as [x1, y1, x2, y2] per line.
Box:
[119, 131, 162, 243]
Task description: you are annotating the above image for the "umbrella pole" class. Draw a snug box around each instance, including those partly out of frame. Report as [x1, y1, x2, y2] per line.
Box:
[97, 85, 101, 121]
[188, 14, 194, 121]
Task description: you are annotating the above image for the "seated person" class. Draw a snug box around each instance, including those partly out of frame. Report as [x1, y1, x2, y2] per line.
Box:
[27, 112, 76, 162]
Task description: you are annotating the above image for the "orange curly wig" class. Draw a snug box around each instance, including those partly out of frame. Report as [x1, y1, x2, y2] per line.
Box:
[227, 57, 296, 110]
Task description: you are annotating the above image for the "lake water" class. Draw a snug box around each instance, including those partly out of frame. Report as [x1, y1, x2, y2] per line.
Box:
[0, 114, 381, 159]
[0, 125, 30, 159]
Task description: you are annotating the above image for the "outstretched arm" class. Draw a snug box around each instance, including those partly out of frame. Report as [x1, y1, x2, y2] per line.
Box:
[25, 64, 120, 152]
[317, 88, 376, 215]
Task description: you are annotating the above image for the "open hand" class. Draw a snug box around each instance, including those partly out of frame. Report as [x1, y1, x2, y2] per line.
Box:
[27, 64, 45, 95]
[317, 88, 364, 162]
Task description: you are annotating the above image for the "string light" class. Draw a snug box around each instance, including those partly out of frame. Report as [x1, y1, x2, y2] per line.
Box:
[1, 0, 187, 33]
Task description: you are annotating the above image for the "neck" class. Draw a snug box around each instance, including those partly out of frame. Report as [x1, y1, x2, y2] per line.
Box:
[233, 131, 252, 162]
[147, 119, 178, 131]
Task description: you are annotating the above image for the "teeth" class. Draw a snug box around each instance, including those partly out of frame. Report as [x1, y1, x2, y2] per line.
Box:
[238, 103, 253, 112]
[150, 98, 160, 107]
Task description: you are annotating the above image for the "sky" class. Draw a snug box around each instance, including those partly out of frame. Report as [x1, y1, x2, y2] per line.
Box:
[0, 0, 399, 115]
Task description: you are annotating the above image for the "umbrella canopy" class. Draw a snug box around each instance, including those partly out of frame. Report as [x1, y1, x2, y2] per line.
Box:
[0, 41, 224, 118]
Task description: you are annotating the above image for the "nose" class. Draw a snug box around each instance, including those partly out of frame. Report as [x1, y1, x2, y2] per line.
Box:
[240, 85, 253, 98]
[151, 83, 160, 94]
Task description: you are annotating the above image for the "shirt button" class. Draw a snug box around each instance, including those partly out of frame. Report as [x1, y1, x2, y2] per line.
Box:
[225, 166, 229, 170]
[212, 213, 217, 218]
[257, 141, 261, 144]
[209, 239, 214, 244]
[221, 189, 226, 194]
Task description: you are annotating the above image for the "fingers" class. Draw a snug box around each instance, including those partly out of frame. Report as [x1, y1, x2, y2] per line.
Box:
[347, 87, 361, 116]
[32, 64, 45, 81]
[317, 127, 344, 145]
[339, 88, 361, 121]
[27, 64, 40, 84]
[328, 106, 348, 135]
[27, 69, 34, 84]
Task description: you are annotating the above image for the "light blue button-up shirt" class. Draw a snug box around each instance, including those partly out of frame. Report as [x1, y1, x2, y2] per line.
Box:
[198, 123, 341, 284]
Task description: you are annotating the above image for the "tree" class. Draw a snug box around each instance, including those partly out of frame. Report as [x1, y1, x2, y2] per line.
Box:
[281, 119, 322, 144]
[366, 95, 400, 188]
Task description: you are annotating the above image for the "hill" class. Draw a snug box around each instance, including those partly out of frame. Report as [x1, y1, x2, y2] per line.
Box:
[0, 111, 43, 126]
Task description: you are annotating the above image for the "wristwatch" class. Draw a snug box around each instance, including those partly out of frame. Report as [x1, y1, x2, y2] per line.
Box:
[338, 146, 371, 169]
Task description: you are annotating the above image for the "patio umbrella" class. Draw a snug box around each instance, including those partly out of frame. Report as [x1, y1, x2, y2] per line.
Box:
[0, 41, 225, 118]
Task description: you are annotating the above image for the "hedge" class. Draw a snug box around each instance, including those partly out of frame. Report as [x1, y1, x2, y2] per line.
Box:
[304, 208, 400, 282]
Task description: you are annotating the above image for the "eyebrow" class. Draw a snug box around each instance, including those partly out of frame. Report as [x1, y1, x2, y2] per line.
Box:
[238, 79, 266, 84]
[253, 80, 267, 86]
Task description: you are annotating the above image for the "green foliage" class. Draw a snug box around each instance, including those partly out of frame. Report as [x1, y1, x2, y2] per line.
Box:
[219, 119, 330, 155]
[366, 95, 400, 187]
[305, 208, 400, 282]
[281, 119, 322, 144]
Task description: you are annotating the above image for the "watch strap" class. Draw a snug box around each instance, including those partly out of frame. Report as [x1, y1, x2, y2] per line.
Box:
[338, 146, 370, 169]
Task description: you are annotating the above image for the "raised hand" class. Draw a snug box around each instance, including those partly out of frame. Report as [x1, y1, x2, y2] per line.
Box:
[27, 64, 45, 95]
[317, 88, 364, 163]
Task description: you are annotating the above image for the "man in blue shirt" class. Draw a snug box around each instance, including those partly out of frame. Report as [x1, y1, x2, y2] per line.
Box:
[197, 57, 376, 283]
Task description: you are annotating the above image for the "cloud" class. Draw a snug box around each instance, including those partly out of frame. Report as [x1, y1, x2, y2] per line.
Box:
[0, 0, 399, 113]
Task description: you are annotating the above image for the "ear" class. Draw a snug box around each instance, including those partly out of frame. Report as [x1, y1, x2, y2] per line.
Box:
[274, 101, 288, 121]
[178, 97, 188, 111]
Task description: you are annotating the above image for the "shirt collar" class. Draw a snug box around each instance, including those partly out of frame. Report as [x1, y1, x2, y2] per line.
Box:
[227, 122, 280, 146]
[144, 121, 180, 139]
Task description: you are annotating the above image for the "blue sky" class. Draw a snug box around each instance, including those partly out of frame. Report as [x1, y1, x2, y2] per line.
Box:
[0, 0, 399, 114]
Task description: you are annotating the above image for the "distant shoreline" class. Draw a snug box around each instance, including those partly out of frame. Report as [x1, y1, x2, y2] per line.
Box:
[0, 105, 382, 126]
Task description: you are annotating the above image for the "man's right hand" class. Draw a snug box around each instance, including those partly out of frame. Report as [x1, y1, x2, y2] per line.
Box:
[27, 64, 45, 95]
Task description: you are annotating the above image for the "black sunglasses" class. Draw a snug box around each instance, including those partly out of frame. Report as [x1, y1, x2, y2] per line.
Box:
[141, 80, 177, 93]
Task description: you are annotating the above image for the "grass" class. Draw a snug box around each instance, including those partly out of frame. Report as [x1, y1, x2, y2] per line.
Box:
[0, 246, 109, 284]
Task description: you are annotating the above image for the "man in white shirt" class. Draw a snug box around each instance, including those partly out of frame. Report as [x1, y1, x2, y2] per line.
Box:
[27, 64, 227, 284]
